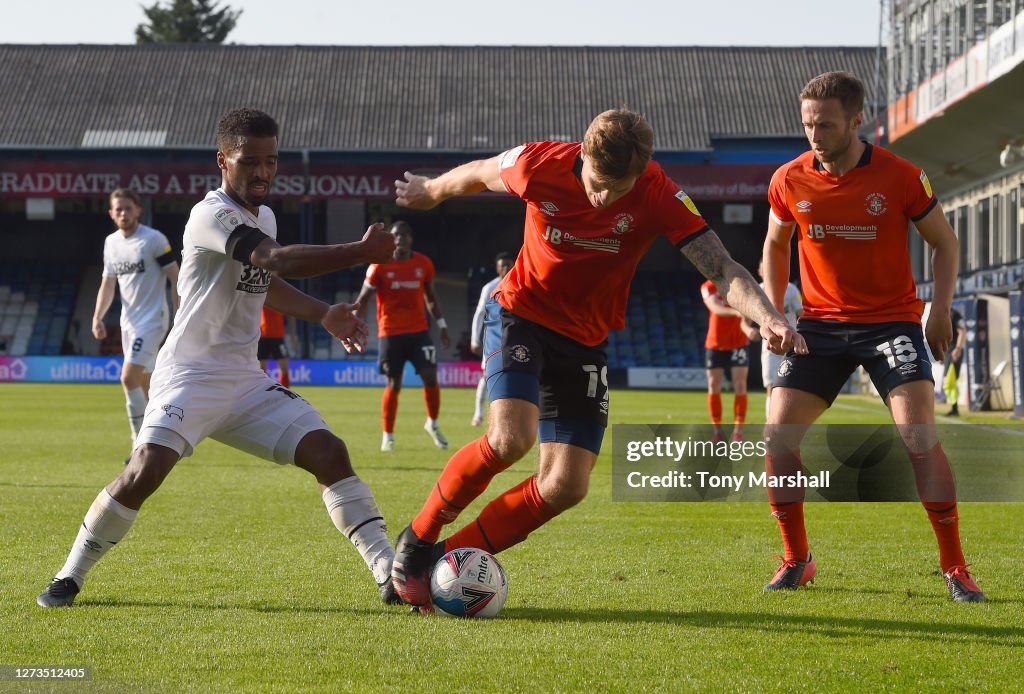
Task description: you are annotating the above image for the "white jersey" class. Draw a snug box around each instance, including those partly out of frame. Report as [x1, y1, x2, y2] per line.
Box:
[153, 189, 277, 378]
[760, 281, 803, 326]
[471, 276, 503, 350]
[102, 224, 174, 334]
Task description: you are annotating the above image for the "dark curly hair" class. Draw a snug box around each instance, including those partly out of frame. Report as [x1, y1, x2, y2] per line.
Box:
[216, 109, 279, 152]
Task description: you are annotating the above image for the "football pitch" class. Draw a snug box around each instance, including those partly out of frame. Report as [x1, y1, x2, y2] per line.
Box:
[1, 383, 1022, 692]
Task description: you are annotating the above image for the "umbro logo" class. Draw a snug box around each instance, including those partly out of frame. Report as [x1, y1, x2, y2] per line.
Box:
[540, 201, 559, 216]
[796, 200, 813, 213]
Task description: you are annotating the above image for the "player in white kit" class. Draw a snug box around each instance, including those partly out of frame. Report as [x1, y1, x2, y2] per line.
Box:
[469, 251, 514, 426]
[748, 260, 803, 417]
[37, 109, 400, 608]
[93, 188, 180, 454]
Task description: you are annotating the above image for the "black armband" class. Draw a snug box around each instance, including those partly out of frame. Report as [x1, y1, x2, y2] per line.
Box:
[229, 225, 271, 263]
[674, 225, 711, 250]
[156, 251, 176, 267]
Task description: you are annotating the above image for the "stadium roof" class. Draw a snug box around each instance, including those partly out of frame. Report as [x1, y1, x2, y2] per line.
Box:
[0, 44, 881, 152]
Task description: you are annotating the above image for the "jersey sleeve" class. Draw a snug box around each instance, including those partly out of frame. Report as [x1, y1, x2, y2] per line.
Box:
[653, 170, 711, 246]
[700, 280, 716, 301]
[767, 165, 794, 225]
[189, 203, 248, 256]
[101, 238, 116, 278]
[497, 142, 539, 199]
[423, 255, 436, 282]
[906, 165, 938, 222]
[364, 263, 380, 288]
[150, 230, 176, 267]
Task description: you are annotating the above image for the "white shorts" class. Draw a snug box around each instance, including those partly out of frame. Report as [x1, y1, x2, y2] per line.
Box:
[136, 369, 329, 463]
[121, 324, 165, 371]
[762, 347, 784, 388]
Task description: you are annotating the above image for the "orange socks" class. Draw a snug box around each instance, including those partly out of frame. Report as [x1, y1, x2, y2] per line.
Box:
[411, 435, 510, 543]
[909, 444, 966, 571]
[381, 387, 399, 434]
[445, 476, 559, 554]
[424, 384, 441, 420]
[734, 394, 747, 425]
[708, 393, 722, 425]
[766, 450, 808, 561]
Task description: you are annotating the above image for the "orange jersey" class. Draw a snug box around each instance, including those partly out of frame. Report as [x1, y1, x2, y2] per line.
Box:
[700, 281, 748, 350]
[365, 252, 435, 337]
[260, 307, 285, 338]
[497, 141, 709, 346]
[768, 143, 936, 323]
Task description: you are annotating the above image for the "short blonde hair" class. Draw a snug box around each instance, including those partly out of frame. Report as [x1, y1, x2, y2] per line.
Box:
[108, 188, 141, 208]
[582, 109, 654, 180]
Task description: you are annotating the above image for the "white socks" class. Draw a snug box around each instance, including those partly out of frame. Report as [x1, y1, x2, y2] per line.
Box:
[125, 387, 147, 441]
[322, 477, 394, 585]
[474, 377, 487, 421]
[58, 489, 138, 588]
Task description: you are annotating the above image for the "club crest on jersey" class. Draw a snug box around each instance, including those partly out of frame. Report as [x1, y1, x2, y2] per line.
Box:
[865, 192, 888, 216]
[612, 212, 634, 235]
[540, 201, 560, 216]
[509, 344, 531, 363]
[674, 190, 701, 216]
[415, 268, 424, 278]
[214, 207, 242, 232]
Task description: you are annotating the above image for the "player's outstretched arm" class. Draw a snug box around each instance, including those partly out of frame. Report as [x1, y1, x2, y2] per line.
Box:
[265, 277, 369, 354]
[395, 155, 506, 209]
[916, 204, 958, 361]
[249, 223, 394, 279]
[682, 231, 806, 356]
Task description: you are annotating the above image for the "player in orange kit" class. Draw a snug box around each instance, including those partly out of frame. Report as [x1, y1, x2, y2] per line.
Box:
[701, 280, 751, 442]
[356, 221, 450, 452]
[258, 306, 293, 387]
[387, 108, 804, 606]
[761, 71, 984, 602]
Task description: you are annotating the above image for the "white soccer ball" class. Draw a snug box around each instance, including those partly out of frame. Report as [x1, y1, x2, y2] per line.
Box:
[429, 548, 508, 618]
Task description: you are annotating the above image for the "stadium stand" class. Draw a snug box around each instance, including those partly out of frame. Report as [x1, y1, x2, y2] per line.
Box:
[0, 263, 79, 356]
[608, 273, 705, 369]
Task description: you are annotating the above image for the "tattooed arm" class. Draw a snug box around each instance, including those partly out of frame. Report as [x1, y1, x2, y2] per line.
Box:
[681, 231, 807, 355]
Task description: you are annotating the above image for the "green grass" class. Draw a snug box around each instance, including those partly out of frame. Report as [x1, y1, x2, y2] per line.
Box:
[1, 383, 1022, 692]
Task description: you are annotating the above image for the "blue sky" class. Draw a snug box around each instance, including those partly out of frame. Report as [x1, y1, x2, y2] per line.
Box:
[3, 0, 882, 46]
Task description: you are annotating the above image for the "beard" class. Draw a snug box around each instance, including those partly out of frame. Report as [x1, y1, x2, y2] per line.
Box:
[815, 132, 854, 164]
